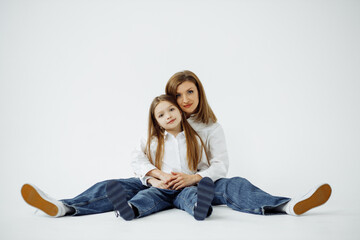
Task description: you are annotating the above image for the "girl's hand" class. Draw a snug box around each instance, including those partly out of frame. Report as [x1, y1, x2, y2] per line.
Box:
[147, 178, 169, 189]
[160, 172, 177, 184]
[147, 169, 177, 184]
[167, 172, 202, 190]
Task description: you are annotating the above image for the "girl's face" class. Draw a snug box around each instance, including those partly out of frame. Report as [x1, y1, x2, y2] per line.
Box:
[154, 101, 182, 133]
[175, 81, 199, 116]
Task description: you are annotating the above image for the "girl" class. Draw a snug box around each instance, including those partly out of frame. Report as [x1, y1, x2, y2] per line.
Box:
[106, 94, 215, 221]
[20, 94, 215, 220]
[133, 70, 332, 216]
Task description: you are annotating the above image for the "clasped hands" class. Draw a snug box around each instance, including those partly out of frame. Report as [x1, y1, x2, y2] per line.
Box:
[148, 171, 202, 190]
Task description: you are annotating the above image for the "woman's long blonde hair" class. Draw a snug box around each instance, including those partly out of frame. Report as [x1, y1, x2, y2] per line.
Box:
[165, 70, 217, 124]
[146, 94, 209, 171]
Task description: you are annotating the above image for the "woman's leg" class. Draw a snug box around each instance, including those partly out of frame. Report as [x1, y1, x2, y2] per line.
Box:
[212, 177, 290, 215]
[61, 177, 147, 216]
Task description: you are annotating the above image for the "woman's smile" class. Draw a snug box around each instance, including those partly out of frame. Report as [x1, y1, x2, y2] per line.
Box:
[183, 103, 192, 108]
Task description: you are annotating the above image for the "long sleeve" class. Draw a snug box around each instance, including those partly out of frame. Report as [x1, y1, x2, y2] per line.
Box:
[131, 136, 157, 185]
[196, 124, 229, 181]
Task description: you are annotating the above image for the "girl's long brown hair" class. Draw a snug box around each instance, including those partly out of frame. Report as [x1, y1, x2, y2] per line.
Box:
[146, 94, 209, 171]
[165, 70, 217, 124]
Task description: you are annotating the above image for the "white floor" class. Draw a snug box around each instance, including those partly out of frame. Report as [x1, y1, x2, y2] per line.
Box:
[3, 198, 359, 240]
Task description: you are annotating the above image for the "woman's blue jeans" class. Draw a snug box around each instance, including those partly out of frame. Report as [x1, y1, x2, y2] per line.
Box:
[61, 177, 290, 216]
[61, 178, 147, 216]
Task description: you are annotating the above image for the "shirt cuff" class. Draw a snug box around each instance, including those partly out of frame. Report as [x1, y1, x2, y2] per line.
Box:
[140, 176, 154, 186]
[140, 165, 157, 178]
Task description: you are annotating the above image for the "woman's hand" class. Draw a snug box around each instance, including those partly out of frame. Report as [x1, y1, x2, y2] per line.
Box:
[167, 172, 202, 190]
[147, 178, 169, 189]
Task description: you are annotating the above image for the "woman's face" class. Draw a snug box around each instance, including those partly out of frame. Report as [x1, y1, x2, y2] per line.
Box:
[175, 81, 199, 116]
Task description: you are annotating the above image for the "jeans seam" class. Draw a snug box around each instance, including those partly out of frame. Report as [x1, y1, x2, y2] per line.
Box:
[224, 193, 242, 210]
[69, 195, 108, 207]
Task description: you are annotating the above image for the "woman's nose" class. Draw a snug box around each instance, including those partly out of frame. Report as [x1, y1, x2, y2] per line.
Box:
[183, 95, 189, 103]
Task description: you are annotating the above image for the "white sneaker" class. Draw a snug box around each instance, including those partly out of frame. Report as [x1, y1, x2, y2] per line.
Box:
[286, 183, 332, 216]
[21, 183, 66, 217]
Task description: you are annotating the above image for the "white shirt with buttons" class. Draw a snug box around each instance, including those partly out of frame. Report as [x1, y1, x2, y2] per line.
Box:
[131, 116, 229, 185]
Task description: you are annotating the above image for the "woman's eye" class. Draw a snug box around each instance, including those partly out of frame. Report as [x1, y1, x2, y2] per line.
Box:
[188, 90, 193, 94]
[176, 94, 181, 98]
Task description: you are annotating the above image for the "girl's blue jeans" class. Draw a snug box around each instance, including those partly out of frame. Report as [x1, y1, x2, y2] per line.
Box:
[61, 177, 290, 216]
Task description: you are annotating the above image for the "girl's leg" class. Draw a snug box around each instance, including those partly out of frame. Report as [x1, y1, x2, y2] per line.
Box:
[61, 177, 147, 216]
[173, 177, 215, 220]
[212, 177, 290, 215]
[127, 187, 177, 218]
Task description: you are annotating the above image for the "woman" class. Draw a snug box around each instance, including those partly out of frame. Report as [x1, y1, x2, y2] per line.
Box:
[21, 71, 331, 217]
[133, 70, 332, 216]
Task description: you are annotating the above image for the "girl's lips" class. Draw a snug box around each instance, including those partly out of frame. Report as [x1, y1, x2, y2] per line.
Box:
[168, 119, 176, 124]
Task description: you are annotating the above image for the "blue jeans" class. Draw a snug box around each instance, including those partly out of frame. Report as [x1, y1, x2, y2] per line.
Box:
[61, 177, 289, 216]
[212, 177, 290, 215]
[61, 178, 147, 216]
[128, 186, 210, 218]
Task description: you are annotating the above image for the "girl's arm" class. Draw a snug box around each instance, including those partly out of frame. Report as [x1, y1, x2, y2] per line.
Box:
[131, 136, 176, 185]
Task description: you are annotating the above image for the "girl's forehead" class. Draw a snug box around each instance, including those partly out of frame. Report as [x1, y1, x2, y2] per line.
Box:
[154, 101, 175, 113]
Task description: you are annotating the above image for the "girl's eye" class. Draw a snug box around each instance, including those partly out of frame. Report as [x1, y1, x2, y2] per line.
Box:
[170, 108, 175, 111]
[158, 114, 163, 118]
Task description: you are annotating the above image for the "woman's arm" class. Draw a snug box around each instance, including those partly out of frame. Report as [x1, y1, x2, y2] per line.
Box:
[196, 124, 229, 181]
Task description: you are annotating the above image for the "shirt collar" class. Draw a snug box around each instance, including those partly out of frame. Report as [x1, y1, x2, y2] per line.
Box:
[164, 130, 185, 139]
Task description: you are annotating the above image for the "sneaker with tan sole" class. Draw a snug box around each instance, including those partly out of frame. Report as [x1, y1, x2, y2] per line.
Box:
[286, 183, 332, 216]
[21, 183, 66, 217]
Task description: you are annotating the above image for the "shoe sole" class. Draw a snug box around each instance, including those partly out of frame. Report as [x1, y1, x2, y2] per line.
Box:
[293, 183, 332, 215]
[21, 184, 59, 217]
[106, 180, 134, 221]
[194, 177, 215, 220]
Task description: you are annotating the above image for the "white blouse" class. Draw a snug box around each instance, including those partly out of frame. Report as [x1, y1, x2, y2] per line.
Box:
[131, 117, 229, 185]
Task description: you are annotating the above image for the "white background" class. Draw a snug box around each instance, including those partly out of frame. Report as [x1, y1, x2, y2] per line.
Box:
[1, 0, 359, 239]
